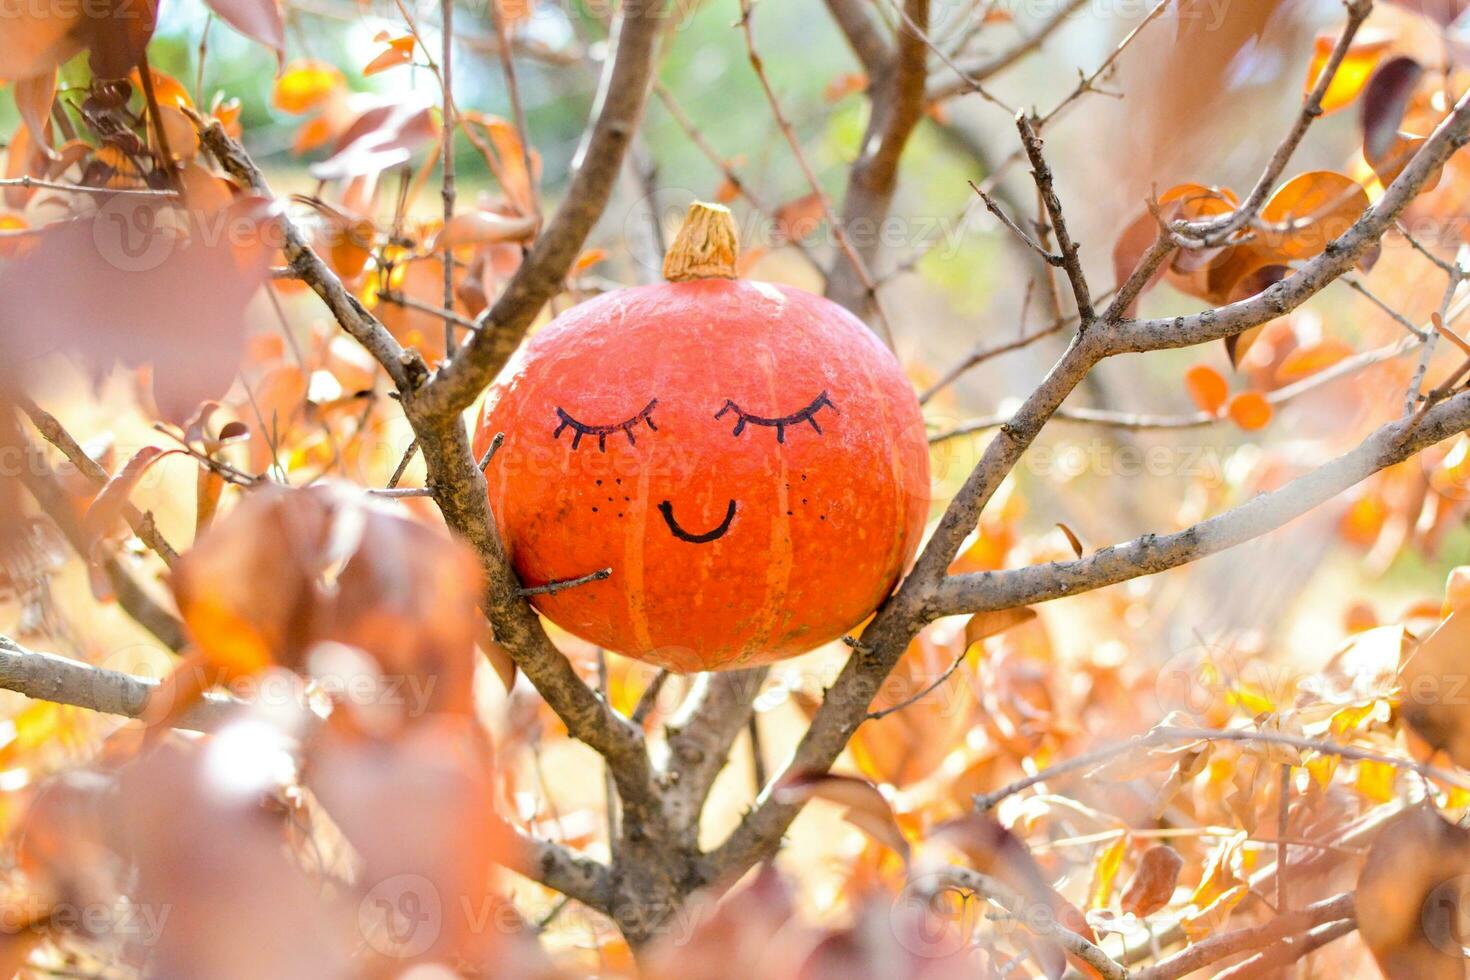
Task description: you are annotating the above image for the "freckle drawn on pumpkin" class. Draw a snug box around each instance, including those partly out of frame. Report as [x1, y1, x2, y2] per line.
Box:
[715, 391, 838, 443]
[658, 498, 737, 544]
[554, 399, 658, 451]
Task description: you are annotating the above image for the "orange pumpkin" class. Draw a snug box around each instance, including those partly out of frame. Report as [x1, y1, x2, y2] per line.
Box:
[475, 203, 929, 671]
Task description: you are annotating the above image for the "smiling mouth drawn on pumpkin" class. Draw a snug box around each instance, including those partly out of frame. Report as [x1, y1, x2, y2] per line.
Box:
[715, 391, 838, 443]
[658, 499, 737, 543]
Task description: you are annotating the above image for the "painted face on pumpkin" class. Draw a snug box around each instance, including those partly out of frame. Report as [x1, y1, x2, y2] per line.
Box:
[477, 215, 929, 672]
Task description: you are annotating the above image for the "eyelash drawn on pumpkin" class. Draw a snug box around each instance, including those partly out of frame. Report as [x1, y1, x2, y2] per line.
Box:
[554, 399, 659, 451]
[715, 391, 838, 443]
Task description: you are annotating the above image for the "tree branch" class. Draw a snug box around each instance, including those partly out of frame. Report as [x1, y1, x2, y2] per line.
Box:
[824, 0, 931, 320]
[1132, 893, 1354, 980]
[15, 432, 186, 651]
[935, 384, 1470, 615]
[704, 81, 1470, 889]
[413, 0, 668, 418]
[0, 634, 233, 729]
[20, 398, 179, 565]
[823, 0, 891, 74]
[192, 114, 413, 390]
[1177, 0, 1373, 248]
[660, 667, 769, 841]
[505, 825, 613, 914]
[925, 0, 1089, 101]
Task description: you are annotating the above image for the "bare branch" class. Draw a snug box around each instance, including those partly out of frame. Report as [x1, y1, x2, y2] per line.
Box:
[823, 0, 891, 74]
[661, 667, 769, 842]
[929, 334, 1416, 438]
[412, 0, 668, 417]
[1212, 919, 1357, 979]
[740, 0, 894, 339]
[192, 113, 413, 389]
[505, 825, 613, 914]
[1017, 111, 1092, 323]
[0, 634, 233, 729]
[969, 179, 1062, 264]
[926, 0, 1089, 101]
[935, 384, 1470, 615]
[20, 398, 179, 565]
[1132, 892, 1355, 980]
[1178, 0, 1373, 247]
[972, 725, 1470, 812]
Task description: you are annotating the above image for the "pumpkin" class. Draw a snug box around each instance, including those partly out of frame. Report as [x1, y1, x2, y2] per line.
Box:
[475, 202, 929, 671]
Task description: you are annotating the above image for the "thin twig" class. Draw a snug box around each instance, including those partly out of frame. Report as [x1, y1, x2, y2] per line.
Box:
[1016, 112, 1092, 323]
[969, 179, 1061, 264]
[737, 0, 895, 346]
[516, 567, 612, 597]
[1177, 0, 1372, 247]
[0, 176, 176, 198]
[974, 725, 1470, 811]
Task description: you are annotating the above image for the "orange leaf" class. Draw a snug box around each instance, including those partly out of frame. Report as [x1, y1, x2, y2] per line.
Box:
[572, 247, 607, 274]
[1184, 363, 1229, 414]
[823, 72, 867, 103]
[272, 60, 344, 114]
[363, 35, 415, 76]
[1259, 171, 1369, 260]
[292, 114, 335, 155]
[1275, 338, 1353, 382]
[1227, 391, 1273, 431]
[1305, 30, 1392, 114]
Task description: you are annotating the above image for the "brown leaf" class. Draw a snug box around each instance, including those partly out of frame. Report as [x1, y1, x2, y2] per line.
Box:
[774, 192, 825, 243]
[312, 100, 436, 180]
[82, 446, 181, 542]
[13, 70, 58, 161]
[434, 210, 539, 249]
[1400, 610, 1470, 769]
[1363, 57, 1425, 162]
[1358, 806, 1470, 979]
[774, 772, 910, 860]
[203, 0, 285, 60]
[1119, 845, 1183, 917]
[170, 483, 483, 723]
[1055, 523, 1083, 559]
[965, 606, 1038, 645]
[0, 195, 276, 422]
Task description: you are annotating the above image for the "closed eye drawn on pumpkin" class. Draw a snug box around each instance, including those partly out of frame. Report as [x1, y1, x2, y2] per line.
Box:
[554, 399, 658, 451]
[715, 391, 838, 443]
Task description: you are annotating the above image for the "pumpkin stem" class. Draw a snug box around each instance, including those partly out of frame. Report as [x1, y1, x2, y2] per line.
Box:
[662, 201, 740, 282]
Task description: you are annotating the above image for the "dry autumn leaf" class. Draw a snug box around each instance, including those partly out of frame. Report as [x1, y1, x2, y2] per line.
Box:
[1227, 391, 1273, 431]
[1119, 844, 1183, 917]
[1184, 363, 1229, 414]
[1306, 29, 1393, 114]
[1358, 806, 1470, 979]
